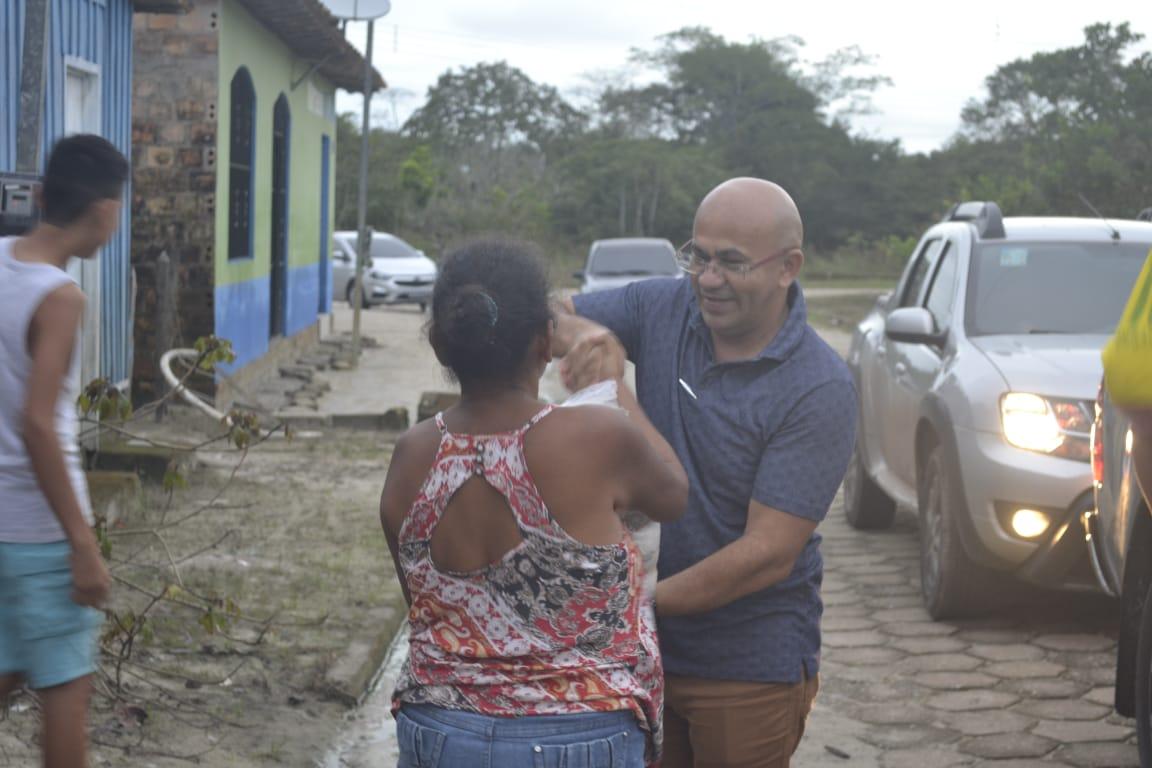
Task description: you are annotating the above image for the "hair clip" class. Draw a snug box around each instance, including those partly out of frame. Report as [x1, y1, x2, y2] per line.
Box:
[478, 291, 499, 328]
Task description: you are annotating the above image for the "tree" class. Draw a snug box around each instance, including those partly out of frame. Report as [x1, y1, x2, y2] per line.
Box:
[403, 61, 586, 160]
[957, 22, 1152, 216]
[396, 62, 588, 252]
[963, 23, 1150, 140]
[615, 28, 898, 248]
[333, 113, 418, 233]
[551, 135, 725, 244]
[396, 145, 437, 230]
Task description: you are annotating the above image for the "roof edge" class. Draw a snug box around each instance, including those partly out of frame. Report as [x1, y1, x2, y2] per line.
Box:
[232, 0, 385, 93]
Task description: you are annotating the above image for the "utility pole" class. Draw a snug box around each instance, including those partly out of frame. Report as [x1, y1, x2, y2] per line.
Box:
[322, 0, 390, 365]
[350, 18, 375, 363]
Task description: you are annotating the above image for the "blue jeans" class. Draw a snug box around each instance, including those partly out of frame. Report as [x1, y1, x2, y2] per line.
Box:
[396, 704, 646, 768]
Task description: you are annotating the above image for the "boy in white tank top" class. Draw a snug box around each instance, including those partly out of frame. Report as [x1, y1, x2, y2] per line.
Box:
[0, 134, 127, 768]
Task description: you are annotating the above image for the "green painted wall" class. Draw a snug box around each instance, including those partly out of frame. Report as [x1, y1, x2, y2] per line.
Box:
[215, 0, 338, 288]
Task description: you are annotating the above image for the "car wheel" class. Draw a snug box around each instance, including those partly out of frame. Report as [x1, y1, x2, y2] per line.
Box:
[918, 443, 985, 619]
[1137, 581, 1152, 765]
[843, 437, 896, 530]
[346, 281, 368, 308]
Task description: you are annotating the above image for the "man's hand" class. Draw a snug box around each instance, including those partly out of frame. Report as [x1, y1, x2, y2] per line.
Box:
[652, 500, 817, 617]
[560, 329, 627, 392]
[70, 540, 111, 608]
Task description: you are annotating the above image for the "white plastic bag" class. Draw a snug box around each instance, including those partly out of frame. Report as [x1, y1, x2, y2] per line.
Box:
[560, 380, 660, 599]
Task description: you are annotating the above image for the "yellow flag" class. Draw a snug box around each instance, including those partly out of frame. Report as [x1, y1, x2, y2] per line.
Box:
[1102, 247, 1152, 407]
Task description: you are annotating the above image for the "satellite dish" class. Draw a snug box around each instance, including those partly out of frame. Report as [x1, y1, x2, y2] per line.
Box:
[321, 0, 391, 20]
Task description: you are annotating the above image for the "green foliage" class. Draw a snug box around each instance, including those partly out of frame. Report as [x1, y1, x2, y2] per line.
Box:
[73, 331, 270, 703]
[956, 22, 1152, 218]
[192, 335, 237, 372]
[95, 517, 113, 559]
[162, 461, 187, 494]
[404, 61, 586, 156]
[198, 597, 241, 636]
[225, 410, 261, 450]
[398, 146, 437, 212]
[333, 22, 1152, 277]
[79, 378, 133, 421]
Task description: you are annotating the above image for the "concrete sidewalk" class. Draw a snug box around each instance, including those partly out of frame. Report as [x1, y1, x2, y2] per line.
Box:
[302, 303, 597, 426]
[301, 304, 456, 426]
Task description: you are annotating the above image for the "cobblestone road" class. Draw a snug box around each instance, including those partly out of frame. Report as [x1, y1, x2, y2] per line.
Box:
[795, 503, 1136, 768]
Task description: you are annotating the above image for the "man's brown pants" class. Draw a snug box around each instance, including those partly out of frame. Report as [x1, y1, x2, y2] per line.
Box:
[661, 673, 820, 768]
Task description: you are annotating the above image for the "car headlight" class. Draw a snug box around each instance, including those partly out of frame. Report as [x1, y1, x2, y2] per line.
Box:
[1000, 392, 1091, 460]
[369, 270, 391, 281]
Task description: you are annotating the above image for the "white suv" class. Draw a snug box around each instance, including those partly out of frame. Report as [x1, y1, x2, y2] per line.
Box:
[846, 201, 1152, 619]
[574, 238, 680, 293]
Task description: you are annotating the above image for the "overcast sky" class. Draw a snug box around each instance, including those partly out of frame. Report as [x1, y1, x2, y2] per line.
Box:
[332, 1, 1149, 155]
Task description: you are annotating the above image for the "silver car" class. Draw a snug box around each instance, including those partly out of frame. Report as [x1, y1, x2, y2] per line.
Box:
[331, 231, 437, 310]
[845, 201, 1152, 619]
[575, 238, 681, 293]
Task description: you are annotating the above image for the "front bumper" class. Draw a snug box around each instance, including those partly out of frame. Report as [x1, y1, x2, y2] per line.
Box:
[366, 277, 434, 305]
[953, 425, 1097, 588]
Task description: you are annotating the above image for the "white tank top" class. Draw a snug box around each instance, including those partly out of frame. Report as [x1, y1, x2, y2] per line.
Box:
[0, 237, 93, 542]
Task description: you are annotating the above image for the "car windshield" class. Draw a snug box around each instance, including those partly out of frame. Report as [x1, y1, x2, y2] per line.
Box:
[966, 241, 1150, 336]
[589, 242, 677, 276]
[371, 236, 421, 260]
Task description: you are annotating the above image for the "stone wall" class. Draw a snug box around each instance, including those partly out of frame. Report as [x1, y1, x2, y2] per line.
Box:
[130, 1, 220, 404]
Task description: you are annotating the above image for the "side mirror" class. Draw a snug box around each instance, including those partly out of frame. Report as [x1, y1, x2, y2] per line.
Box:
[572, 271, 585, 281]
[885, 307, 946, 346]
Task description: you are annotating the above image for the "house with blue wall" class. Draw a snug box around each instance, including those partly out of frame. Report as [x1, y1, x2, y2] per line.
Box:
[129, 0, 381, 405]
[2, 0, 178, 390]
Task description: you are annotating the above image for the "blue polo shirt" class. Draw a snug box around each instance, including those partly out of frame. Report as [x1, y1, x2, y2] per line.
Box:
[573, 278, 857, 683]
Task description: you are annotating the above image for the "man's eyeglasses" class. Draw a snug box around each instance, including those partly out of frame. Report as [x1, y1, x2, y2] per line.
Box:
[676, 240, 794, 279]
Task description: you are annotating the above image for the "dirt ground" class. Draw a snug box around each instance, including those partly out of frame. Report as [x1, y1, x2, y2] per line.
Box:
[0, 420, 409, 766]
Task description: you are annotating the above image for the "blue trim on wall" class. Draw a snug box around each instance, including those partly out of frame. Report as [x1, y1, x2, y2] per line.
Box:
[216, 263, 318, 373]
[286, 262, 320, 337]
[215, 276, 270, 374]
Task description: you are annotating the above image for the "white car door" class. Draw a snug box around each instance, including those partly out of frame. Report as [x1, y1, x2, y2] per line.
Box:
[887, 239, 960, 487]
[331, 239, 355, 300]
[881, 238, 944, 484]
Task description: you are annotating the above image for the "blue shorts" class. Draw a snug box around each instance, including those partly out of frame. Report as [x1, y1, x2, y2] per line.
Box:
[0, 541, 102, 690]
[397, 705, 646, 768]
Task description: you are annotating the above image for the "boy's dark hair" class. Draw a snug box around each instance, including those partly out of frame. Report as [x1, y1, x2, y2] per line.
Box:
[429, 238, 552, 386]
[41, 134, 129, 226]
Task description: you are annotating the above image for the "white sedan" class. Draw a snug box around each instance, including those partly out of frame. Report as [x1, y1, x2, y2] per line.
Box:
[331, 231, 437, 310]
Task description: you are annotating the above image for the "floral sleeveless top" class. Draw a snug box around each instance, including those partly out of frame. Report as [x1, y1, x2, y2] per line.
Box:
[391, 406, 663, 760]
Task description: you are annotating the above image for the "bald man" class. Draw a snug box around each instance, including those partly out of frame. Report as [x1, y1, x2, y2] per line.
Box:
[553, 178, 857, 767]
